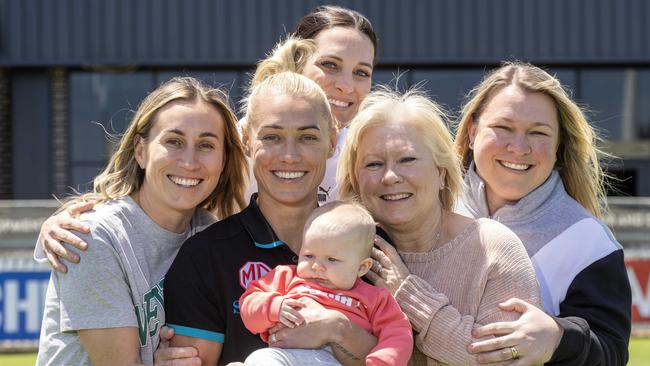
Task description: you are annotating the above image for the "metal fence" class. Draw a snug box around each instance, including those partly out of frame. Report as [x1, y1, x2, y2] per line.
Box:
[1, 197, 649, 349]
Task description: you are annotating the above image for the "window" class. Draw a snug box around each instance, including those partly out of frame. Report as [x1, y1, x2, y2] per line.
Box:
[69, 71, 154, 191]
[577, 68, 650, 141]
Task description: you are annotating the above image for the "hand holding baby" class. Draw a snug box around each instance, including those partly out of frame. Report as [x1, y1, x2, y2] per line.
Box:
[279, 298, 307, 328]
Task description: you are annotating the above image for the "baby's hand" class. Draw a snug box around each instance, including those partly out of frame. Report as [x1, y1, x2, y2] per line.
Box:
[278, 298, 306, 328]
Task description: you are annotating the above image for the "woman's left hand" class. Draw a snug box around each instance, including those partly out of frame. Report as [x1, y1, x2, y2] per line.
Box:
[154, 326, 201, 366]
[467, 298, 563, 365]
[365, 235, 410, 295]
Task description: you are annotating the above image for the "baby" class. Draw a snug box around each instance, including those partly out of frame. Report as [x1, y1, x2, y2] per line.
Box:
[240, 201, 413, 366]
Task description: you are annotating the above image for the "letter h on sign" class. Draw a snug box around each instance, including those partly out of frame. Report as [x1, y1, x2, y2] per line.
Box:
[0, 272, 51, 341]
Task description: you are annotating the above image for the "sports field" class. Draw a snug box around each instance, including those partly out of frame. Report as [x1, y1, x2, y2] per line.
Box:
[2, 338, 649, 365]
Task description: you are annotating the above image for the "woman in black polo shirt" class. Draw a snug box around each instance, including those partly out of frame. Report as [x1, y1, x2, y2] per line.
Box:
[164, 72, 377, 365]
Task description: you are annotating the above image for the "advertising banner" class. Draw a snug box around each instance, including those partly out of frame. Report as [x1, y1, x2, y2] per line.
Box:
[0, 271, 50, 341]
[627, 259, 650, 326]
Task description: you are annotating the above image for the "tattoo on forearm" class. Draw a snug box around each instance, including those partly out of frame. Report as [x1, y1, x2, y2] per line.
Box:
[330, 342, 361, 361]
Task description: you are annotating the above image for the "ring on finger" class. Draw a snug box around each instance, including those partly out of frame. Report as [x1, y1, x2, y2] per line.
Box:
[510, 346, 519, 359]
[373, 261, 381, 272]
[270, 334, 277, 343]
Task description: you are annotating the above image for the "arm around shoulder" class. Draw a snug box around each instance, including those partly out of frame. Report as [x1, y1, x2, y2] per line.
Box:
[34, 201, 93, 272]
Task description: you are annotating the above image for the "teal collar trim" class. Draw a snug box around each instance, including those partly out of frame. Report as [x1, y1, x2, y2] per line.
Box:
[254, 240, 286, 249]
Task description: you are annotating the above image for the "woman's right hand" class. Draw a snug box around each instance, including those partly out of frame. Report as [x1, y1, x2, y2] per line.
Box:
[40, 201, 94, 273]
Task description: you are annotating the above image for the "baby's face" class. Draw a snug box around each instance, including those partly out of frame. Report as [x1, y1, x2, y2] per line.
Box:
[297, 226, 370, 290]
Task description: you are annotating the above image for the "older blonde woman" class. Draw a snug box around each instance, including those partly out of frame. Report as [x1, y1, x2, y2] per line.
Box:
[337, 88, 541, 365]
[36, 77, 248, 365]
[456, 62, 631, 365]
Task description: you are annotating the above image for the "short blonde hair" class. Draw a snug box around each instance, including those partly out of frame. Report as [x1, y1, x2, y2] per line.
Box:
[68, 77, 248, 219]
[304, 200, 376, 256]
[245, 71, 333, 136]
[337, 87, 462, 211]
[455, 62, 608, 218]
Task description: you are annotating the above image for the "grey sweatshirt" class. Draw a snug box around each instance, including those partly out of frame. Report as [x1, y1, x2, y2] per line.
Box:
[458, 163, 631, 365]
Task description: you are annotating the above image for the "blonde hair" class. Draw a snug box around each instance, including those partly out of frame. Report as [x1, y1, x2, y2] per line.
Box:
[305, 200, 376, 256]
[66, 77, 248, 219]
[249, 37, 317, 91]
[455, 62, 608, 218]
[245, 71, 333, 135]
[337, 87, 462, 211]
[238, 38, 322, 135]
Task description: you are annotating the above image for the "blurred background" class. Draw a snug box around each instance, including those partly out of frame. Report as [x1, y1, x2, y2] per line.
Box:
[0, 0, 648, 361]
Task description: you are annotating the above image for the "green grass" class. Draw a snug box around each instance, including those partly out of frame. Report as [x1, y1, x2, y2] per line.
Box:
[1, 338, 649, 365]
[630, 337, 650, 366]
[0, 352, 36, 366]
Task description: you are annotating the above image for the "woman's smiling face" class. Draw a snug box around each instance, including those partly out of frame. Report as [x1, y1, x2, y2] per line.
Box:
[301, 26, 374, 127]
[134, 100, 225, 220]
[247, 93, 335, 207]
[469, 85, 560, 213]
[355, 122, 446, 231]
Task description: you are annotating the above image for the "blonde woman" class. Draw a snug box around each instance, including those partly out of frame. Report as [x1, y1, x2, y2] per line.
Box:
[164, 72, 376, 365]
[336, 88, 541, 365]
[456, 62, 631, 365]
[36, 77, 248, 365]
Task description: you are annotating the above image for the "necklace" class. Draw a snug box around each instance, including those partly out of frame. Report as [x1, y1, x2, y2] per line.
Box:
[430, 210, 445, 250]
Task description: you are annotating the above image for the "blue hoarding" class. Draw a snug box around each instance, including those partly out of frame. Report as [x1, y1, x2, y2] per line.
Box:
[0, 271, 50, 341]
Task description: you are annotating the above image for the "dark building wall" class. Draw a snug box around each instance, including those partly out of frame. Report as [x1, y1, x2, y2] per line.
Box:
[0, 69, 10, 199]
[11, 71, 50, 198]
[2, 0, 650, 198]
[2, 0, 650, 66]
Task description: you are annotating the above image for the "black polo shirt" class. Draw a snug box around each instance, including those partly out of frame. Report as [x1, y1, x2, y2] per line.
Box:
[164, 194, 298, 365]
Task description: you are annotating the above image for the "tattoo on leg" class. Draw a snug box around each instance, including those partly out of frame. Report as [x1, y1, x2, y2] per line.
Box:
[330, 342, 361, 361]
